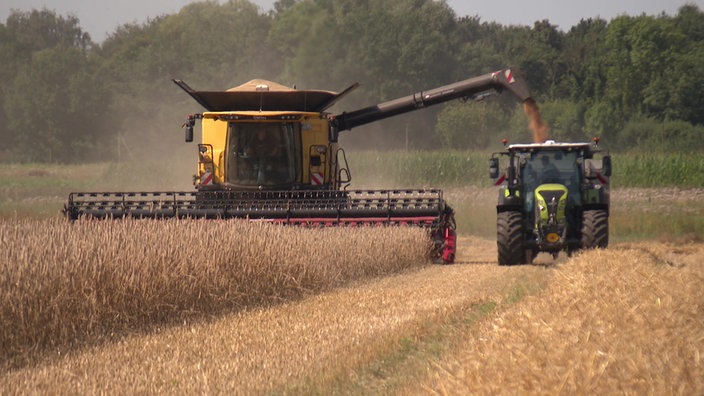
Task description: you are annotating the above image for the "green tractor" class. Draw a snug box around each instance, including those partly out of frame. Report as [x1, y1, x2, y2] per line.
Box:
[489, 139, 611, 265]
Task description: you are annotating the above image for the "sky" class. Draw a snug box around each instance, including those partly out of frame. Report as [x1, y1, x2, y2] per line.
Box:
[2, 0, 703, 43]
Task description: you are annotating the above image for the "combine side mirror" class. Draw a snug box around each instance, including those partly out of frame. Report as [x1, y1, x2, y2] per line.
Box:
[602, 155, 612, 177]
[489, 157, 499, 179]
[183, 114, 197, 143]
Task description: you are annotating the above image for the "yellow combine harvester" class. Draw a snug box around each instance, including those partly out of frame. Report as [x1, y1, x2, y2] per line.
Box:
[65, 69, 532, 263]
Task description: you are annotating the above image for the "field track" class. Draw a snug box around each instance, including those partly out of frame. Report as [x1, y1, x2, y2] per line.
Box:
[2, 236, 702, 394]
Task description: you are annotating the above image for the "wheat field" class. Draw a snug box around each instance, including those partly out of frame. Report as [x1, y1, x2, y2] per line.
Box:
[416, 242, 704, 395]
[3, 234, 702, 394]
[0, 218, 431, 370]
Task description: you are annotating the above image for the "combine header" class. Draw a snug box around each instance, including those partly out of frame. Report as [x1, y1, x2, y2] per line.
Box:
[65, 69, 533, 263]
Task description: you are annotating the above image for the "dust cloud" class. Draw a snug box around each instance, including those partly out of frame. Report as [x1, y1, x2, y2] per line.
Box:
[523, 98, 549, 143]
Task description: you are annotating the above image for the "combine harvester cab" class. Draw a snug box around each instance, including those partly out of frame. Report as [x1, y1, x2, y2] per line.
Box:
[490, 139, 611, 265]
[66, 69, 533, 264]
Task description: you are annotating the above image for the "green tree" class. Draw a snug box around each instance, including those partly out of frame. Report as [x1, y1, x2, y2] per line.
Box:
[100, 0, 275, 91]
[270, 0, 460, 149]
[436, 101, 508, 149]
[619, 116, 704, 151]
[1, 9, 106, 162]
[4, 1, 704, 162]
[561, 18, 608, 102]
[6, 46, 110, 162]
[269, 0, 458, 94]
[272, 0, 297, 15]
[4, 8, 91, 52]
[668, 43, 704, 125]
[537, 100, 585, 141]
[666, 5, 704, 125]
[602, 16, 682, 122]
[96, 1, 278, 158]
[453, 16, 505, 76]
[486, 21, 565, 100]
[0, 24, 17, 151]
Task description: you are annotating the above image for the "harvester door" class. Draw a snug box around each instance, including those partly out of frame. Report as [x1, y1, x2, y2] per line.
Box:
[309, 145, 327, 187]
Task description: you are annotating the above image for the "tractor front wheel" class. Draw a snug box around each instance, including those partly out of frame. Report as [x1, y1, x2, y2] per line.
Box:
[580, 209, 609, 249]
[497, 211, 526, 265]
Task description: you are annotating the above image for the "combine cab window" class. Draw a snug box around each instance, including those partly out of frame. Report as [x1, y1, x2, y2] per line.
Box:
[227, 122, 301, 187]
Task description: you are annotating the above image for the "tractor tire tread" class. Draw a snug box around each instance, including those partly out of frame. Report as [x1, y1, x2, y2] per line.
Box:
[497, 211, 525, 265]
[581, 209, 609, 249]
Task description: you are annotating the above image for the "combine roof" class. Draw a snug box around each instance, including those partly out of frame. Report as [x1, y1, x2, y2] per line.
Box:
[173, 79, 358, 112]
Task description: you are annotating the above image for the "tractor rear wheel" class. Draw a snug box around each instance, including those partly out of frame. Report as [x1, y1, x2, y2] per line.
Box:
[497, 211, 526, 265]
[580, 209, 608, 249]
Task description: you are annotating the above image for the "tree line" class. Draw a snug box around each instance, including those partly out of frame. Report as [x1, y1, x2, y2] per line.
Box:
[1, 0, 703, 163]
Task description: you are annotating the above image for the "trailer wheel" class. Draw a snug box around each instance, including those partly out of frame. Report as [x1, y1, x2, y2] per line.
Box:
[581, 209, 609, 249]
[497, 211, 526, 265]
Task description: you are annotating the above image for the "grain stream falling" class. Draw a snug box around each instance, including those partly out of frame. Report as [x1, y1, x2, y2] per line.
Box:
[523, 98, 549, 143]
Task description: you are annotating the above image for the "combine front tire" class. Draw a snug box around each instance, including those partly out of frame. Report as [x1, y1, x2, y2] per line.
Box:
[497, 211, 525, 265]
[580, 209, 608, 249]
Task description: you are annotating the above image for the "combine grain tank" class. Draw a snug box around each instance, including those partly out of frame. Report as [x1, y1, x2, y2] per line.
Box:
[65, 69, 533, 263]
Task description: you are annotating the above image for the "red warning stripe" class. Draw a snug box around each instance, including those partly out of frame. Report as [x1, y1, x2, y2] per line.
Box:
[505, 69, 515, 84]
[201, 171, 213, 185]
[311, 172, 323, 185]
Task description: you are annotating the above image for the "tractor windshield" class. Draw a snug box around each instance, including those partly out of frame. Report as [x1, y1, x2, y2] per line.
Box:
[227, 122, 301, 187]
[520, 150, 581, 204]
